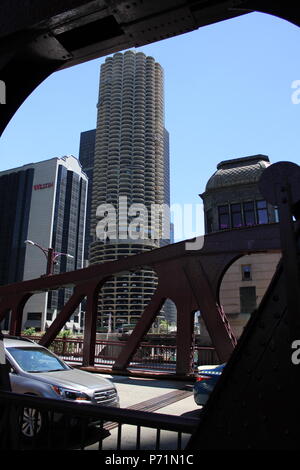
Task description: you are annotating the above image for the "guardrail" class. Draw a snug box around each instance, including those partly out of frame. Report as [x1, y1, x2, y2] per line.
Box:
[24, 336, 219, 371]
[0, 391, 199, 450]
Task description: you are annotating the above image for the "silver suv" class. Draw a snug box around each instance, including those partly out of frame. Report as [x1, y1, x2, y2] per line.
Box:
[3, 336, 119, 441]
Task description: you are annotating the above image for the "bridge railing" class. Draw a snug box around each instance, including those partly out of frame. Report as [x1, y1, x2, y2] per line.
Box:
[24, 336, 219, 371]
[0, 390, 198, 450]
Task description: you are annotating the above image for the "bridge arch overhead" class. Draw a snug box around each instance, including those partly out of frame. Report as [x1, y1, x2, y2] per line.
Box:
[0, 1, 300, 134]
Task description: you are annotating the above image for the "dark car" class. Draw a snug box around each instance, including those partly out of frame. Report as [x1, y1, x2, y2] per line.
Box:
[193, 363, 225, 405]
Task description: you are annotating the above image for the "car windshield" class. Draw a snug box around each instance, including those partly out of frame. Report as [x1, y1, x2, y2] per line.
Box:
[7, 346, 69, 373]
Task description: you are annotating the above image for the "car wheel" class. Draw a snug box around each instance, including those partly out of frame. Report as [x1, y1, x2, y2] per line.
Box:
[21, 407, 44, 438]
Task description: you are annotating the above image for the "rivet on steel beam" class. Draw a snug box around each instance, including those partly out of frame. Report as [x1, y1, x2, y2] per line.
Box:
[269, 339, 275, 348]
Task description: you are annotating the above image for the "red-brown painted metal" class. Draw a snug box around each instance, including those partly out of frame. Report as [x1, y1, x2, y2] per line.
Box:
[0, 223, 281, 376]
[187, 162, 300, 450]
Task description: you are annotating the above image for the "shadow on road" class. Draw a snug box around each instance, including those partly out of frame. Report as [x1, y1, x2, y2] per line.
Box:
[107, 375, 194, 390]
[181, 408, 202, 419]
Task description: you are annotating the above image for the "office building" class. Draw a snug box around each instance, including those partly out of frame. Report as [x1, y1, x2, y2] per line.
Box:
[79, 129, 96, 264]
[0, 156, 88, 332]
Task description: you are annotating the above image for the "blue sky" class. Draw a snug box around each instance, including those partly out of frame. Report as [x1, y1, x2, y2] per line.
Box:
[1, 11, 300, 239]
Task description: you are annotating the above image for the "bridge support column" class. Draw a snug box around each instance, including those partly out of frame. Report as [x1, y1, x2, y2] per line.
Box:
[9, 294, 33, 336]
[175, 300, 195, 376]
[82, 283, 100, 367]
[113, 289, 165, 372]
[39, 287, 85, 347]
[184, 259, 236, 363]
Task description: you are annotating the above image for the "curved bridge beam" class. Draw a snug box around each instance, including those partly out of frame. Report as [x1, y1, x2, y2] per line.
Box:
[0, 223, 281, 374]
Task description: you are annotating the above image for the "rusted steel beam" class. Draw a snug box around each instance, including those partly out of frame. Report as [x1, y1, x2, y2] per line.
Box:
[0, 293, 33, 336]
[175, 298, 195, 376]
[39, 286, 86, 348]
[186, 162, 300, 450]
[9, 294, 33, 336]
[184, 258, 237, 363]
[0, 299, 13, 321]
[153, 258, 199, 376]
[259, 162, 300, 343]
[0, 224, 281, 297]
[0, 223, 282, 375]
[82, 281, 103, 366]
[113, 289, 165, 371]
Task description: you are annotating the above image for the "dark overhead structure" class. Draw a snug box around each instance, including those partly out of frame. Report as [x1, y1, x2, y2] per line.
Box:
[1, 0, 300, 135]
[1, 0, 300, 451]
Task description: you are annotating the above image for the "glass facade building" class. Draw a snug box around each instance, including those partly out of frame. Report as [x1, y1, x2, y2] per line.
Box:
[48, 163, 87, 314]
[0, 168, 34, 287]
[78, 129, 96, 264]
[0, 156, 87, 332]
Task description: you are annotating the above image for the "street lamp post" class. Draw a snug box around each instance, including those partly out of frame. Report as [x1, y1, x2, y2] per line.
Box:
[24, 240, 74, 276]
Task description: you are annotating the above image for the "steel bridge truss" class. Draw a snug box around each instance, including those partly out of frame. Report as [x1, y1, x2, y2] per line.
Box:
[1, 0, 300, 450]
[0, 222, 281, 376]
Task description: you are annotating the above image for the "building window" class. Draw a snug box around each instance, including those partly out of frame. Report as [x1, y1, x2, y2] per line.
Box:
[46, 311, 53, 321]
[242, 264, 252, 281]
[231, 203, 243, 228]
[243, 201, 255, 226]
[218, 205, 230, 230]
[240, 286, 256, 313]
[256, 200, 268, 224]
[206, 209, 213, 233]
[27, 312, 42, 321]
